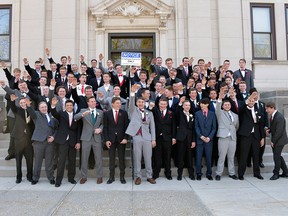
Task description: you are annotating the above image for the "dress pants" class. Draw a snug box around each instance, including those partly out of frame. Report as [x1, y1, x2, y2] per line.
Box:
[272, 145, 288, 175]
[133, 135, 153, 178]
[177, 138, 195, 177]
[215, 137, 236, 176]
[153, 136, 172, 177]
[81, 136, 103, 178]
[14, 135, 33, 180]
[196, 141, 213, 176]
[32, 141, 54, 181]
[238, 133, 260, 177]
[7, 116, 16, 156]
[55, 141, 77, 184]
[108, 138, 126, 179]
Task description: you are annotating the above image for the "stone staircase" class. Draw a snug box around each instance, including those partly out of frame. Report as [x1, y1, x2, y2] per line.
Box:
[1, 132, 288, 179]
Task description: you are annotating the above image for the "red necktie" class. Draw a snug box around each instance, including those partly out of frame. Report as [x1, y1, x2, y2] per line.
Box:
[115, 110, 118, 124]
[234, 100, 238, 113]
[81, 85, 84, 94]
[161, 110, 164, 118]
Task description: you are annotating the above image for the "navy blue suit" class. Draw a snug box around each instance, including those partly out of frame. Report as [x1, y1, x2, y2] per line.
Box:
[195, 110, 217, 176]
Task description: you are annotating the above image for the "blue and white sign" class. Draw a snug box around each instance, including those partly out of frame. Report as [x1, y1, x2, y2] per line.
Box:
[121, 52, 142, 66]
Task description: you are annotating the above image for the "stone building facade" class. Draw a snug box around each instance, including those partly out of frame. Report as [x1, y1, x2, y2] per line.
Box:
[1, 0, 288, 90]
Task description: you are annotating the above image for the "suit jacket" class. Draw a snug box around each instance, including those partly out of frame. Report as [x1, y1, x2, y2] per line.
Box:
[194, 109, 217, 144]
[233, 69, 254, 92]
[187, 99, 201, 114]
[155, 96, 179, 113]
[165, 77, 181, 86]
[215, 101, 239, 141]
[48, 57, 72, 73]
[228, 98, 245, 115]
[89, 77, 104, 92]
[41, 65, 60, 79]
[99, 96, 128, 111]
[103, 109, 129, 143]
[24, 64, 41, 87]
[175, 106, 195, 143]
[152, 108, 176, 141]
[209, 100, 217, 112]
[28, 108, 58, 142]
[126, 95, 156, 141]
[196, 90, 209, 101]
[51, 108, 81, 146]
[74, 108, 103, 142]
[4, 68, 19, 89]
[176, 66, 193, 85]
[150, 65, 169, 78]
[10, 102, 34, 140]
[111, 74, 130, 99]
[254, 100, 269, 128]
[97, 85, 114, 100]
[270, 111, 288, 147]
[237, 106, 265, 140]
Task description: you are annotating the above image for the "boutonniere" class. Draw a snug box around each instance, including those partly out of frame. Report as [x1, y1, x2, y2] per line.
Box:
[168, 111, 172, 115]
[196, 102, 199, 106]
[145, 112, 149, 116]
[96, 112, 100, 116]
[189, 114, 193, 118]
[119, 112, 122, 117]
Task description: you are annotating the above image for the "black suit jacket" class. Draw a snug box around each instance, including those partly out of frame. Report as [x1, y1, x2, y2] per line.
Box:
[228, 99, 245, 115]
[71, 88, 102, 112]
[48, 57, 72, 73]
[270, 111, 288, 147]
[176, 66, 193, 85]
[175, 106, 195, 143]
[152, 108, 176, 141]
[89, 77, 104, 92]
[51, 108, 81, 146]
[103, 109, 129, 143]
[196, 90, 209, 102]
[238, 106, 265, 140]
[111, 75, 130, 99]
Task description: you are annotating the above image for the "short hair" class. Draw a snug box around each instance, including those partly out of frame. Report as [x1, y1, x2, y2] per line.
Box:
[136, 97, 145, 102]
[169, 68, 177, 73]
[13, 68, 21, 74]
[209, 89, 217, 94]
[56, 86, 67, 94]
[59, 66, 66, 71]
[159, 97, 168, 104]
[239, 58, 246, 63]
[65, 99, 74, 105]
[222, 99, 231, 106]
[226, 70, 233, 75]
[197, 59, 205, 64]
[239, 81, 246, 85]
[165, 86, 173, 92]
[165, 58, 172, 63]
[193, 64, 200, 69]
[188, 88, 197, 95]
[223, 59, 230, 63]
[34, 60, 41, 64]
[112, 97, 121, 104]
[265, 102, 276, 109]
[18, 80, 26, 85]
[156, 56, 162, 60]
[81, 63, 87, 67]
[225, 76, 232, 81]
[182, 57, 189, 62]
[249, 88, 258, 95]
[79, 74, 87, 78]
[91, 59, 97, 63]
[103, 72, 111, 77]
[141, 88, 150, 95]
[200, 98, 210, 105]
[38, 101, 48, 107]
[50, 62, 57, 65]
[61, 56, 67, 60]
[85, 86, 92, 91]
[113, 84, 120, 89]
[86, 96, 95, 103]
[115, 64, 121, 68]
[139, 71, 147, 76]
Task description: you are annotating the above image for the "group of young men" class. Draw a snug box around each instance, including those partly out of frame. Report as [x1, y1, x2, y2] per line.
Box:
[1, 49, 288, 187]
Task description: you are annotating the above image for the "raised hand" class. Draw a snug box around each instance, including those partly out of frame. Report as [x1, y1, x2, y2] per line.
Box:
[97, 91, 104, 99]
[23, 58, 29, 65]
[38, 57, 44, 65]
[51, 97, 58, 106]
[71, 77, 78, 87]
[67, 55, 71, 63]
[50, 78, 56, 87]
[80, 55, 84, 62]
[0, 61, 6, 68]
[180, 96, 186, 104]
[25, 98, 31, 107]
[99, 53, 104, 61]
[131, 84, 140, 93]
[10, 94, 18, 102]
[45, 48, 50, 56]
[189, 57, 194, 65]
[151, 58, 156, 65]
[130, 67, 136, 75]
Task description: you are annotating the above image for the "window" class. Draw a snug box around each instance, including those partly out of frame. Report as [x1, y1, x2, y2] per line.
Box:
[251, 4, 276, 59]
[108, 33, 155, 72]
[0, 5, 12, 61]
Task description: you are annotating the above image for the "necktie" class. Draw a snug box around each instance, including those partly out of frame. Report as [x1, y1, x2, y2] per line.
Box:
[185, 67, 188, 76]
[227, 111, 233, 122]
[62, 77, 65, 83]
[234, 100, 238, 113]
[115, 110, 118, 124]
[91, 110, 96, 125]
[203, 111, 207, 118]
[46, 114, 51, 126]
[185, 112, 189, 122]
[140, 109, 146, 121]
[81, 85, 85, 94]
[69, 113, 72, 126]
[161, 110, 164, 118]
[25, 110, 30, 124]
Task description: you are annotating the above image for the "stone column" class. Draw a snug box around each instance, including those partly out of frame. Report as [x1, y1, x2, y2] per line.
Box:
[95, 27, 105, 58]
[175, 0, 186, 66]
[159, 27, 169, 63]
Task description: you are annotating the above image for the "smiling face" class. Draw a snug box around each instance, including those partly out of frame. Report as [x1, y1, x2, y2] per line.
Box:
[136, 98, 145, 109]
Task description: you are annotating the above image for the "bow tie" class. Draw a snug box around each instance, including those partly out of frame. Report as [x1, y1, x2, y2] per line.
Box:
[118, 74, 123, 77]
[212, 101, 216, 103]
[168, 98, 173, 101]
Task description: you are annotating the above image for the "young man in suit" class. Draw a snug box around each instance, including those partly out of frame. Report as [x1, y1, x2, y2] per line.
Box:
[74, 96, 104, 184]
[176, 98, 196, 180]
[111, 64, 130, 99]
[88, 68, 103, 92]
[237, 92, 265, 180]
[151, 97, 176, 180]
[27, 102, 58, 185]
[195, 98, 217, 180]
[233, 58, 254, 93]
[10, 96, 34, 184]
[215, 88, 239, 181]
[103, 97, 129, 184]
[51, 99, 81, 187]
[176, 57, 193, 85]
[265, 102, 288, 180]
[126, 85, 156, 185]
[96, 73, 114, 101]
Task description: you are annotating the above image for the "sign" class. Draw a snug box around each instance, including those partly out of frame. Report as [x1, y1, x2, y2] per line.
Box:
[121, 52, 141, 66]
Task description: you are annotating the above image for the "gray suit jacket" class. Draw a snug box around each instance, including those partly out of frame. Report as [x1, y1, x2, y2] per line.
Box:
[74, 108, 103, 142]
[126, 95, 156, 141]
[48, 88, 68, 112]
[216, 101, 239, 141]
[96, 85, 114, 101]
[99, 96, 128, 111]
[270, 111, 288, 147]
[27, 107, 58, 142]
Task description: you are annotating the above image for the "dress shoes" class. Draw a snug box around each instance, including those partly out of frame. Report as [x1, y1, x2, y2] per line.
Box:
[16, 179, 21, 184]
[215, 175, 221, 181]
[107, 178, 115, 184]
[247, 164, 252, 168]
[50, 180, 55, 185]
[31, 180, 38, 185]
[280, 173, 288, 178]
[68, 179, 77, 184]
[147, 178, 156, 184]
[80, 178, 87, 184]
[270, 174, 279, 180]
[135, 177, 141, 185]
[97, 177, 103, 184]
[206, 175, 213, 181]
[27, 178, 32, 182]
[238, 176, 244, 180]
[55, 183, 61, 187]
[189, 175, 195, 180]
[5, 154, 15, 160]
[254, 175, 264, 180]
[53, 165, 57, 170]
[197, 175, 201, 181]
[152, 174, 159, 179]
[120, 178, 126, 184]
[166, 175, 172, 180]
[229, 175, 238, 180]
[259, 163, 265, 168]
[177, 175, 182, 181]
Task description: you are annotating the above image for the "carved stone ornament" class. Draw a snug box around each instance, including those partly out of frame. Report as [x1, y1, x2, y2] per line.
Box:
[113, 1, 148, 23]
